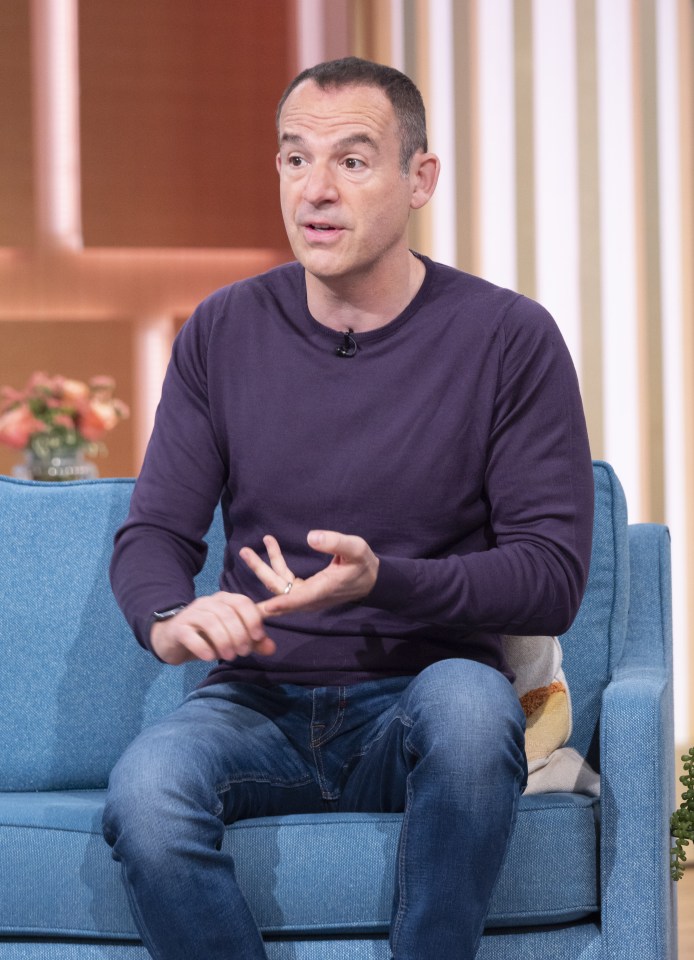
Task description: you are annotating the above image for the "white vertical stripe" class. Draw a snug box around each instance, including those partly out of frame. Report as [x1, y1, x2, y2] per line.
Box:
[476, 0, 516, 288]
[427, 0, 456, 267]
[656, 0, 688, 740]
[30, 0, 82, 249]
[296, 0, 326, 71]
[390, 0, 405, 73]
[595, 0, 642, 518]
[532, 0, 581, 374]
[133, 317, 175, 468]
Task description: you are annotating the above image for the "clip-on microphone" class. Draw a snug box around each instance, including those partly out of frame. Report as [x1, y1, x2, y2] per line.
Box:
[335, 329, 358, 358]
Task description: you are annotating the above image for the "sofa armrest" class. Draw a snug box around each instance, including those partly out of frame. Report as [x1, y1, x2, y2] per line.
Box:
[598, 523, 676, 960]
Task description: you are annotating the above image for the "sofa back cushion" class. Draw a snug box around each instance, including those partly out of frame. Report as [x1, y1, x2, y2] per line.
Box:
[0, 462, 627, 790]
[0, 477, 212, 791]
[560, 461, 629, 762]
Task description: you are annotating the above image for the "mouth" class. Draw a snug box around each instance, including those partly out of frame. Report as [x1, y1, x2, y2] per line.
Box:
[301, 222, 343, 242]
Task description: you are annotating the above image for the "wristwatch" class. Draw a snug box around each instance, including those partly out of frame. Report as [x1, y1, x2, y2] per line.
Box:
[152, 604, 188, 622]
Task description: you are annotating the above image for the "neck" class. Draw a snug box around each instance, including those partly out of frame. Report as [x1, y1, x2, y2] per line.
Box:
[305, 252, 426, 334]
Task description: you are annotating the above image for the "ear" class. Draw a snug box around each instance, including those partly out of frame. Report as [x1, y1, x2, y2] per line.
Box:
[275, 152, 282, 175]
[409, 152, 440, 210]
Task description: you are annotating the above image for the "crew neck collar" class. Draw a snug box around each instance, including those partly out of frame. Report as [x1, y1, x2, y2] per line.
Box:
[300, 252, 434, 344]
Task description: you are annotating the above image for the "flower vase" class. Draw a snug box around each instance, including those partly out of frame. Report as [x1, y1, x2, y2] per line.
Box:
[22, 447, 98, 482]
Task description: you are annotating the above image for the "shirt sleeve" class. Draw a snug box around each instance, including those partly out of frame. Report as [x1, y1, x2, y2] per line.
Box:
[366, 295, 594, 636]
[110, 298, 227, 651]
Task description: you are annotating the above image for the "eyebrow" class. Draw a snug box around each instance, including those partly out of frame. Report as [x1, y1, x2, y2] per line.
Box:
[334, 133, 379, 152]
[280, 132, 379, 153]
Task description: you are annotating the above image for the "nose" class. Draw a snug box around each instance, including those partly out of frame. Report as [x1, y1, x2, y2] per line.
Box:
[302, 161, 338, 205]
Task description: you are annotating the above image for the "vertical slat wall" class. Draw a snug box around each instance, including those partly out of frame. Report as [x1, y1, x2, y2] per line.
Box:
[351, 0, 693, 749]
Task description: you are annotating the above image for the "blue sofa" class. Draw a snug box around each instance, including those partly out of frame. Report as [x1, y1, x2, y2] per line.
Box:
[0, 462, 677, 958]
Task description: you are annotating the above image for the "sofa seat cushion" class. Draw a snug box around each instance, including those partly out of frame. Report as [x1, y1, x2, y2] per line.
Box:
[0, 790, 598, 939]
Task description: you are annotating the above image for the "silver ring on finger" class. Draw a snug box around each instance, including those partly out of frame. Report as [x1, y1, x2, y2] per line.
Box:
[282, 579, 295, 595]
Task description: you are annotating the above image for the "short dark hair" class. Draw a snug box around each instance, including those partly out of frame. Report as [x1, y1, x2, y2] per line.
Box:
[276, 57, 428, 174]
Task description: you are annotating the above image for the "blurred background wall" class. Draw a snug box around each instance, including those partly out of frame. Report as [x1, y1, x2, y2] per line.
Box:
[1, 0, 692, 755]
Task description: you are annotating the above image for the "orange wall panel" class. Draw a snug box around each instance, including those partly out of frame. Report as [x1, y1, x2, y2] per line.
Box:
[78, 0, 294, 248]
[0, 1, 33, 247]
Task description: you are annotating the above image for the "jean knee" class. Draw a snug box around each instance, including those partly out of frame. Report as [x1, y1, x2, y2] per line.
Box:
[103, 726, 219, 859]
[407, 658, 520, 721]
[402, 659, 526, 773]
[103, 744, 158, 851]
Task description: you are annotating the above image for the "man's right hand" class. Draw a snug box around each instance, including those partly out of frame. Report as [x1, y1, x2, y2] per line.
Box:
[149, 592, 277, 665]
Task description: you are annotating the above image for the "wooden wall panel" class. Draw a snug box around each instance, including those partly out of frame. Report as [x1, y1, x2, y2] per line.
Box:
[0, 1, 33, 247]
[78, 0, 293, 248]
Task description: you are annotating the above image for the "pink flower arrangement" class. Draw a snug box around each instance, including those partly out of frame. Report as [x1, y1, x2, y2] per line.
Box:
[0, 372, 129, 458]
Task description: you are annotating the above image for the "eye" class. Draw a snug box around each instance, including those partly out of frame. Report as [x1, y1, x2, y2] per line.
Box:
[343, 157, 365, 170]
[287, 155, 306, 168]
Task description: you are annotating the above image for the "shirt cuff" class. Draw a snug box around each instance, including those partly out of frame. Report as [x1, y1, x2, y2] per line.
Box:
[367, 554, 420, 611]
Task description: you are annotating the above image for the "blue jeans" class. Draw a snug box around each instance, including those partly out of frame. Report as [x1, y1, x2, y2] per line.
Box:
[103, 659, 527, 960]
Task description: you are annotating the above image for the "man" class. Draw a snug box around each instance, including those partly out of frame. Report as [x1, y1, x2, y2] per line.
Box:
[104, 57, 594, 960]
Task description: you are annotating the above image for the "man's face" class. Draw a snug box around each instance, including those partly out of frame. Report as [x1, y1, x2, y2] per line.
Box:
[276, 81, 416, 286]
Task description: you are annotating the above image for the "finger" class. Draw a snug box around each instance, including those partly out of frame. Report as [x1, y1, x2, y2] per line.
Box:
[263, 535, 294, 580]
[259, 572, 332, 618]
[185, 629, 226, 661]
[184, 615, 275, 660]
[307, 530, 365, 560]
[239, 546, 287, 595]
[228, 597, 275, 655]
[215, 592, 269, 642]
[179, 597, 267, 658]
[251, 636, 277, 657]
[153, 593, 278, 665]
[177, 611, 244, 660]
[151, 620, 211, 665]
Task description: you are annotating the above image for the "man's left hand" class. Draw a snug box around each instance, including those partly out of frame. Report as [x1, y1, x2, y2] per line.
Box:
[239, 531, 379, 617]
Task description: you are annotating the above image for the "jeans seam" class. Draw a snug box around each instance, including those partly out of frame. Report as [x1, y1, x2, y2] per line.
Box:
[310, 686, 347, 747]
[215, 773, 314, 793]
[342, 712, 414, 771]
[390, 770, 415, 956]
[119, 861, 167, 960]
[390, 726, 419, 957]
[310, 741, 339, 800]
[309, 686, 348, 800]
[213, 775, 316, 819]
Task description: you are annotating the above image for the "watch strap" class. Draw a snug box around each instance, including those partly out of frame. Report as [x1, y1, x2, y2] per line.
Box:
[152, 604, 188, 622]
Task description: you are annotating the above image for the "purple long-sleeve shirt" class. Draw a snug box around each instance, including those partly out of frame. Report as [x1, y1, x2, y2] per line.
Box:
[110, 255, 594, 686]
